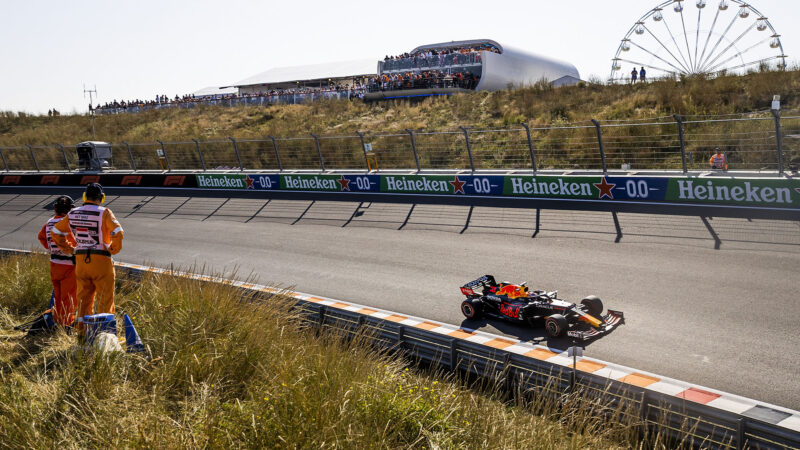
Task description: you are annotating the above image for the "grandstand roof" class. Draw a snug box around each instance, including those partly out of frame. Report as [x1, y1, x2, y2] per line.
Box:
[226, 59, 377, 87]
[191, 86, 238, 97]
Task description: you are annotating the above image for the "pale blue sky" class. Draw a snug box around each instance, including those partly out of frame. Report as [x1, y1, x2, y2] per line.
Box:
[1, 0, 796, 114]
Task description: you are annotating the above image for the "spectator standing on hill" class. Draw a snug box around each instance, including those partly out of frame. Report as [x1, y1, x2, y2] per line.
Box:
[631, 68, 638, 83]
[640, 67, 647, 82]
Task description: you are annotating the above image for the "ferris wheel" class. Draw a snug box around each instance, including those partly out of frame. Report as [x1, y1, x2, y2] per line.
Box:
[610, 0, 786, 81]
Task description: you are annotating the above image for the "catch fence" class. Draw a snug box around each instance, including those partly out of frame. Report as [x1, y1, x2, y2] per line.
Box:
[2, 112, 798, 175]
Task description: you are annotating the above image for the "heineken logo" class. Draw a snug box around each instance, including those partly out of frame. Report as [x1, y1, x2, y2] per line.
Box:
[509, 177, 594, 197]
[676, 180, 794, 204]
[283, 175, 338, 190]
[385, 176, 451, 193]
[197, 174, 245, 188]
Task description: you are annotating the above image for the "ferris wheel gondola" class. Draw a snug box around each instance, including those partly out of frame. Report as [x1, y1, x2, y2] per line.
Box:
[610, 0, 786, 81]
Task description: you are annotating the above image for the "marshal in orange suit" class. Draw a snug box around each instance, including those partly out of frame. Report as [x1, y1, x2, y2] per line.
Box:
[51, 183, 123, 335]
[37, 195, 78, 326]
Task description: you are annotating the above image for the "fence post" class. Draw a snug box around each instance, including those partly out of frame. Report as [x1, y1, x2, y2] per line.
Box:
[771, 109, 784, 175]
[56, 144, 71, 171]
[192, 139, 206, 171]
[590, 119, 607, 174]
[460, 126, 476, 173]
[406, 129, 421, 173]
[311, 134, 326, 171]
[397, 324, 405, 349]
[157, 140, 171, 171]
[123, 141, 136, 171]
[229, 137, 244, 171]
[0, 148, 7, 172]
[26, 145, 40, 172]
[318, 305, 326, 332]
[356, 131, 370, 171]
[522, 123, 537, 174]
[269, 136, 283, 171]
[449, 338, 458, 371]
[736, 417, 746, 450]
[673, 115, 687, 173]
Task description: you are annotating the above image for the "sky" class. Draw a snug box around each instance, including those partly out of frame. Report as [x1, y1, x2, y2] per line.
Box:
[1, 0, 797, 115]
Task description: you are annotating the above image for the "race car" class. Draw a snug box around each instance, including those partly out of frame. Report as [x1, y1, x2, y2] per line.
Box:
[459, 275, 624, 341]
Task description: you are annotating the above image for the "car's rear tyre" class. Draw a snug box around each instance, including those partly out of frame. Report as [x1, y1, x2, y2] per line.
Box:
[461, 299, 483, 319]
[581, 296, 604, 317]
[544, 314, 568, 338]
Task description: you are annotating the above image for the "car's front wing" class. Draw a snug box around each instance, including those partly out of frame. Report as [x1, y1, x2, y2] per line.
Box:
[566, 310, 625, 341]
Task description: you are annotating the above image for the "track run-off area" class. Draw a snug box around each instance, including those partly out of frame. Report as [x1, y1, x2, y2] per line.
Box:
[1, 191, 799, 409]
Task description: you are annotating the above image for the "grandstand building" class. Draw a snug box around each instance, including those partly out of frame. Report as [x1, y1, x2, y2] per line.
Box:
[369, 39, 580, 99]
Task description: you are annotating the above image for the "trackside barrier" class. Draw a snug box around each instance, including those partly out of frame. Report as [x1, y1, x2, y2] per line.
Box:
[3, 172, 800, 221]
[2, 248, 798, 449]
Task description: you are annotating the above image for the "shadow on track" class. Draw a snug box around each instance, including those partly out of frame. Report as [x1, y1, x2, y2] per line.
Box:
[458, 317, 594, 351]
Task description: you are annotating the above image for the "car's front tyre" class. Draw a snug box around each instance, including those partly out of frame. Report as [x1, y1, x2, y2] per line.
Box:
[544, 314, 568, 338]
[581, 295, 604, 317]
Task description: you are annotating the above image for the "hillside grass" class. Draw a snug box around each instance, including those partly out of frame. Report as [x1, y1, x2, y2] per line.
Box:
[0, 253, 701, 448]
[2, 70, 800, 148]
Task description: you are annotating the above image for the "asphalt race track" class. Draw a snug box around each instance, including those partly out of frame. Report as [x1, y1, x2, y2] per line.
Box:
[2, 191, 799, 409]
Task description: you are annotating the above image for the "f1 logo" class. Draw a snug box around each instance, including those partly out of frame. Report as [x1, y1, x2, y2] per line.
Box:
[121, 175, 142, 186]
[2, 175, 21, 185]
[41, 175, 60, 185]
[80, 175, 100, 185]
[163, 175, 185, 186]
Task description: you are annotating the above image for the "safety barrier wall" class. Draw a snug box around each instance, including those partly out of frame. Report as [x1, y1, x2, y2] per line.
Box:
[2, 247, 798, 449]
[3, 112, 800, 174]
[2, 172, 799, 217]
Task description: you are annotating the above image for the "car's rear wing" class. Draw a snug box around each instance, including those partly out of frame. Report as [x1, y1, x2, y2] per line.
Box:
[460, 275, 497, 296]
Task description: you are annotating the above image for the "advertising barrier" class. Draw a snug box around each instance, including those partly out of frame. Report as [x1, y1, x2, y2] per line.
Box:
[2, 172, 799, 211]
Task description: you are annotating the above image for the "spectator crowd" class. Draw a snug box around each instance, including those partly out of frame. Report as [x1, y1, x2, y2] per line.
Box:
[95, 84, 371, 114]
[368, 70, 480, 91]
[382, 44, 500, 72]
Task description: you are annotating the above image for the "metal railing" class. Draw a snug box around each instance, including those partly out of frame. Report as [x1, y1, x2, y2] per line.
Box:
[3, 113, 799, 175]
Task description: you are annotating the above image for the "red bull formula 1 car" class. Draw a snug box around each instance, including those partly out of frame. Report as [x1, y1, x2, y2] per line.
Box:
[459, 275, 624, 341]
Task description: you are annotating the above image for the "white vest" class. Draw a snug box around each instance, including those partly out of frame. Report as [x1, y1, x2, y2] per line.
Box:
[45, 216, 74, 265]
[67, 204, 108, 251]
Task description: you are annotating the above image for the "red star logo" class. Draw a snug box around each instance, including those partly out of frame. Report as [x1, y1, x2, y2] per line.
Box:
[593, 177, 616, 199]
[337, 175, 351, 191]
[795, 187, 800, 195]
[450, 175, 466, 194]
[245, 175, 254, 189]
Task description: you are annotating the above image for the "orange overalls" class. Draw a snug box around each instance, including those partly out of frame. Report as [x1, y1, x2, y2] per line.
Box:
[710, 153, 728, 170]
[37, 214, 78, 326]
[51, 202, 123, 335]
